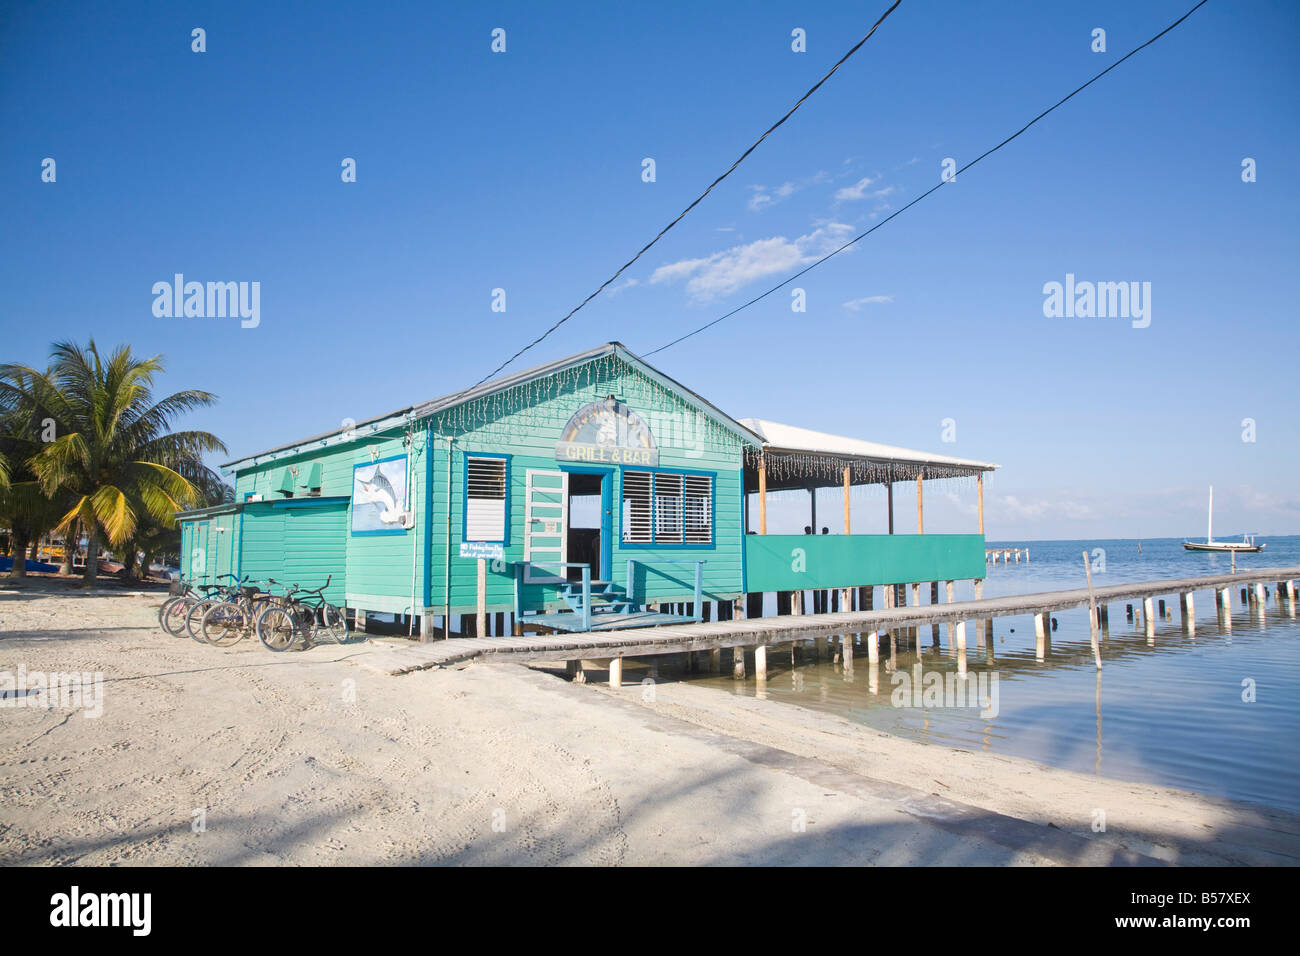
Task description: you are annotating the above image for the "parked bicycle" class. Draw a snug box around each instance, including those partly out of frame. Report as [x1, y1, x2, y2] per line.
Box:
[158, 576, 239, 638]
[255, 576, 347, 651]
[199, 578, 282, 647]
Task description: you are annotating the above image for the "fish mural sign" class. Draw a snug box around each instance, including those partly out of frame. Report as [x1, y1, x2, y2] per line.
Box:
[352, 455, 409, 534]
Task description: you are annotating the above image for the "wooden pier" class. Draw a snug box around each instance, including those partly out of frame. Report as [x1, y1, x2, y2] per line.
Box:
[357, 565, 1300, 678]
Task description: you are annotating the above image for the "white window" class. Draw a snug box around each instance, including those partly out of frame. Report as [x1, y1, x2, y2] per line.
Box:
[465, 456, 508, 542]
[621, 471, 653, 543]
[622, 470, 712, 546]
[683, 474, 713, 544]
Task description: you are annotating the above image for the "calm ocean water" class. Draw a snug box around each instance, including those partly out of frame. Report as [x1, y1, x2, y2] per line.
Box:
[678, 536, 1300, 813]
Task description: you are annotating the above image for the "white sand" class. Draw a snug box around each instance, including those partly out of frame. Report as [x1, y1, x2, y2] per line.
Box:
[2, 586, 1295, 866]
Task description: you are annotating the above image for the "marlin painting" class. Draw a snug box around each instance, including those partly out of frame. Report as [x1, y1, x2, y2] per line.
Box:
[357, 463, 404, 524]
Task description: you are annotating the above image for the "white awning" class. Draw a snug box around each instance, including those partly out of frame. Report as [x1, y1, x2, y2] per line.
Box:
[740, 418, 996, 487]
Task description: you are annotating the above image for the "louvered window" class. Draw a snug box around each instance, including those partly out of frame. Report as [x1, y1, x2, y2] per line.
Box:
[683, 474, 713, 544]
[465, 456, 508, 542]
[621, 471, 653, 543]
[622, 470, 712, 546]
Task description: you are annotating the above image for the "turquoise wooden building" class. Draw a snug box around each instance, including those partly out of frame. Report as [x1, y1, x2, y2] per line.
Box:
[176, 343, 996, 637]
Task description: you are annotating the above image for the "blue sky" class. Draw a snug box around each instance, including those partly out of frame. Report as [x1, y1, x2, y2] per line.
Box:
[3, 0, 1297, 540]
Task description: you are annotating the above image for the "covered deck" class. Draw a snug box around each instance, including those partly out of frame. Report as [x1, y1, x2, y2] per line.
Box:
[739, 418, 997, 598]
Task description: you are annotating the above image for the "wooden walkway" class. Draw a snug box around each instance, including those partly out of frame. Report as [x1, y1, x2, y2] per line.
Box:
[356, 565, 1300, 675]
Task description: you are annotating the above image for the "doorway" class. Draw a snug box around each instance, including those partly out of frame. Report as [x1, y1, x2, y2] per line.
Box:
[565, 470, 611, 582]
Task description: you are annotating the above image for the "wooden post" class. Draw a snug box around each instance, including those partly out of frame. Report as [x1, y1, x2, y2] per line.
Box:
[955, 620, 967, 676]
[609, 656, 623, 688]
[843, 465, 851, 534]
[476, 558, 487, 640]
[733, 646, 746, 680]
[758, 455, 767, 535]
[1035, 612, 1048, 661]
[887, 482, 894, 534]
[916, 471, 924, 534]
[755, 644, 767, 681]
[977, 473, 984, 535]
[867, 630, 879, 664]
[1143, 596, 1155, 642]
[1082, 550, 1102, 669]
[1180, 591, 1195, 635]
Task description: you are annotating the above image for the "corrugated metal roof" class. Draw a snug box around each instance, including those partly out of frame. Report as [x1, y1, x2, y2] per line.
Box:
[221, 343, 763, 472]
[740, 418, 998, 473]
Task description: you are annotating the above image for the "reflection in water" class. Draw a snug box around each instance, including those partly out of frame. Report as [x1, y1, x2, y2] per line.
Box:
[643, 538, 1300, 813]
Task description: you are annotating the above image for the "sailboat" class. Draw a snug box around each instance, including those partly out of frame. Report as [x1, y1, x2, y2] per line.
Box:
[1183, 486, 1265, 552]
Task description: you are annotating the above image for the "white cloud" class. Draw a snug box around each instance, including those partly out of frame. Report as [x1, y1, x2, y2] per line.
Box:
[842, 295, 893, 310]
[834, 176, 876, 201]
[746, 171, 830, 212]
[606, 277, 639, 296]
[650, 222, 854, 301]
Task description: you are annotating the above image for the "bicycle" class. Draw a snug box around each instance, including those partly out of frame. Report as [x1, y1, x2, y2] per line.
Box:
[182, 575, 250, 643]
[200, 578, 284, 647]
[159, 578, 235, 638]
[255, 576, 347, 652]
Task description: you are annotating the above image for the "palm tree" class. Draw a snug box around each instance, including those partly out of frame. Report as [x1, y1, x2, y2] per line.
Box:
[0, 364, 69, 578]
[6, 341, 227, 584]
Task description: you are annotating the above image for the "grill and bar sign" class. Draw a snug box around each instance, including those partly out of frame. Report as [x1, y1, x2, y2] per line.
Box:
[556, 398, 658, 466]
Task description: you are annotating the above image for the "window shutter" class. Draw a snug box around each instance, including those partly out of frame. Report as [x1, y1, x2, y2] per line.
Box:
[621, 471, 653, 543]
[654, 473, 683, 544]
[466, 457, 507, 541]
[683, 474, 713, 544]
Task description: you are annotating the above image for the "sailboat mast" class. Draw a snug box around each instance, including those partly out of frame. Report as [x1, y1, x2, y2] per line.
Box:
[1207, 485, 1214, 544]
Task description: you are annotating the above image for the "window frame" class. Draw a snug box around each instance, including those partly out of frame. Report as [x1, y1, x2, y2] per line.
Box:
[462, 452, 511, 546]
[619, 466, 716, 550]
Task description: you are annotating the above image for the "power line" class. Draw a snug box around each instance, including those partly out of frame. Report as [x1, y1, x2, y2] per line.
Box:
[644, 0, 1210, 358]
[459, 0, 904, 392]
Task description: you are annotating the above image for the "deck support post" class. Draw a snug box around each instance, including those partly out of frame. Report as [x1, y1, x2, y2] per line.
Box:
[867, 630, 879, 664]
[1180, 592, 1195, 635]
[842, 634, 854, 674]
[843, 465, 851, 535]
[977, 473, 984, 535]
[709, 648, 721, 672]
[1217, 587, 1230, 612]
[916, 472, 924, 534]
[733, 646, 746, 680]
[608, 656, 622, 689]
[758, 455, 767, 535]
[755, 644, 767, 681]
[1035, 613, 1048, 661]
[956, 620, 967, 677]
[1143, 596, 1155, 643]
[945, 580, 955, 646]
[568, 659, 586, 684]
[1254, 582, 1266, 605]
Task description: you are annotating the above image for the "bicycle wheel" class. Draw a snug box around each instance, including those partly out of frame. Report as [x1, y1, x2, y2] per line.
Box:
[202, 601, 247, 647]
[319, 602, 348, 644]
[257, 606, 298, 652]
[160, 596, 195, 637]
[185, 599, 215, 643]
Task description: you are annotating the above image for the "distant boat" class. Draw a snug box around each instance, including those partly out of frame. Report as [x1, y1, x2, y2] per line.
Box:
[1183, 485, 1265, 553]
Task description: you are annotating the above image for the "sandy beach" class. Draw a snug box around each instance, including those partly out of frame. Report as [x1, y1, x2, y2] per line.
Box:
[2, 585, 1297, 866]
